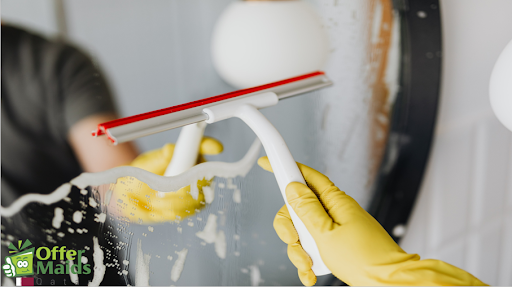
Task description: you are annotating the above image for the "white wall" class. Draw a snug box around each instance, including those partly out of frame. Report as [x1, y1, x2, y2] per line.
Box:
[400, 1, 512, 285]
[0, 0, 59, 36]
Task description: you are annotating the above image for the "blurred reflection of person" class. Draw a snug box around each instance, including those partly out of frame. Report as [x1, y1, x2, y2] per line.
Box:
[1, 24, 223, 286]
[1, 24, 138, 285]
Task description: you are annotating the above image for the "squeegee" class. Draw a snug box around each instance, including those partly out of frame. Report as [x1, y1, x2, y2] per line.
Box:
[94, 71, 333, 275]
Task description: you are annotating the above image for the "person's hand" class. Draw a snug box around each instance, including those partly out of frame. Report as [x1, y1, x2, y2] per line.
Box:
[258, 156, 487, 286]
[113, 137, 223, 224]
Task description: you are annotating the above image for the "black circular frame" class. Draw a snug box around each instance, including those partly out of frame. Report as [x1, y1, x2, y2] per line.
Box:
[328, 0, 442, 285]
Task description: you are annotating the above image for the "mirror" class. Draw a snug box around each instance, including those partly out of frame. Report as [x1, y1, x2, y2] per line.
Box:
[2, 0, 441, 285]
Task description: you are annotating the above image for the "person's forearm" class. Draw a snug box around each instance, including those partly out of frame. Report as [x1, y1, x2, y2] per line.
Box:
[68, 113, 139, 172]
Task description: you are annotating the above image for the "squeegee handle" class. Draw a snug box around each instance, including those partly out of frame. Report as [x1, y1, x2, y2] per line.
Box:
[235, 104, 331, 276]
[164, 122, 206, 176]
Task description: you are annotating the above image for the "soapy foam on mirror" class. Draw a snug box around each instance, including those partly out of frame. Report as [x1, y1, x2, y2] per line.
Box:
[73, 211, 83, 224]
[0, 139, 260, 284]
[69, 260, 79, 285]
[135, 239, 151, 286]
[249, 265, 262, 286]
[88, 237, 105, 286]
[195, 214, 227, 259]
[170, 248, 188, 282]
[94, 213, 106, 223]
[52, 207, 64, 229]
[215, 231, 226, 259]
[0, 139, 261, 216]
[233, 189, 241, 203]
[195, 214, 218, 243]
[202, 186, 214, 204]
[89, 198, 98, 208]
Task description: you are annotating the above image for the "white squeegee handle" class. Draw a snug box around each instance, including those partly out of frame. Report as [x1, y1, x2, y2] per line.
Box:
[202, 91, 331, 275]
[164, 122, 206, 177]
[236, 105, 331, 276]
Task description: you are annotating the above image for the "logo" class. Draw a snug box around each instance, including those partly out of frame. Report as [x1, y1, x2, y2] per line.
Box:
[3, 239, 91, 282]
[3, 240, 35, 278]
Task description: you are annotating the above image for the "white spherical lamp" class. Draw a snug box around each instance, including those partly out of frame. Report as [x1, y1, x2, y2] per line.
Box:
[490, 38, 512, 132]
[211, 0, 329, 89]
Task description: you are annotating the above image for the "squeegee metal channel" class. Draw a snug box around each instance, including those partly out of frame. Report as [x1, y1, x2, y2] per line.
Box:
[109, 75, 331, 144]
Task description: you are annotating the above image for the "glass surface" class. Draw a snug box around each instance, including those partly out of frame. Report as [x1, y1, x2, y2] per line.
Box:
[1, 0, 400, 285]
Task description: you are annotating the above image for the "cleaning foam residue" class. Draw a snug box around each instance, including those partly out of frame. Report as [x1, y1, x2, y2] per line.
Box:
[94, 213, 106, 223]
[249, 265, 263, 286]
[73, 211, 83, 224]
[215, 231, 226, 259]
[69, 260, 79, 285]
[233, 189, 241, 203]
[203, 186, 215, 204]
[52, 207, 64, 229]
[195, 214, 227, 259]
[1, 139, 260, 217]
[170, 248, 188, 282]
[89, 197, 98, 208]
[135, 239, 151, 286]
[196, 214, 218, 244]
[88, 237, 105, 286]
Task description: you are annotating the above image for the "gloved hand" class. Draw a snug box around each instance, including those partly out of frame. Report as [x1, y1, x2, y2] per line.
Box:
[258, 156, 487, 286]
[113, 137, 223, 224]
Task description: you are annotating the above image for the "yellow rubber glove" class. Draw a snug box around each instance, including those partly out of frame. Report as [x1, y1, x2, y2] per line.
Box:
[113, 137, 223, 224]
[258, 156, 487, 286]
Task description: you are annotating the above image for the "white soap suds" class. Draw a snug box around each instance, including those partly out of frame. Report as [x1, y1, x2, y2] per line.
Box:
[89, 197, 98, 208]
[73, 211, 83, 224]
[167, 256, 173, 261]
[71, 139, 261, 192]
[2, 139, 260, 216]
[94, 213, 106, 223]
[195, 214, 226, 259]
[202, 186, 214, 204]
[69, 260, 79, 285]
[68, 228, 74, 234]
[170, 248, 188, 282]
[123, 260, 129, 265]
[69, 260, 78, 285]
[80, 188, 88, 195]
[187, 221, 194, 227]
[189, 183, 199, 200]
[218, 182, 225, 188]
[233, 189, 241, 203]
[122, 270, 128, 275]
[215, 231, 226, 259]
[52, 207, 64, 229]
[177, 227, 182, 234]
[88, 237, 105, 286]
[195, 214, 217, 243]
[148, 226, 154, 232]
[81, 256, 88, 265]
[227, 178, 237, 189]
[249, 265, 263, 286]
[57, 232, 65, 238]
[104, 189, 113, 206]
[135, 239, 151, 286]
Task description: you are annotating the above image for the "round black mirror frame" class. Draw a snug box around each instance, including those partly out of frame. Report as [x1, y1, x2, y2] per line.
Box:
[328, 0, 441, 285]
